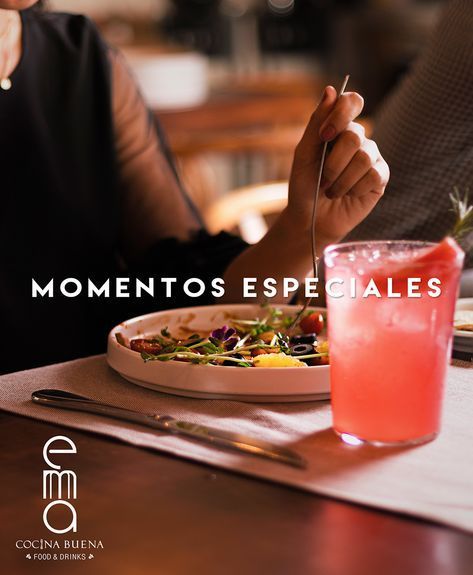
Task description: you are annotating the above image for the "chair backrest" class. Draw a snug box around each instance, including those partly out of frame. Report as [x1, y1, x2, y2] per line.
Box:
[203, 181, 288, 244]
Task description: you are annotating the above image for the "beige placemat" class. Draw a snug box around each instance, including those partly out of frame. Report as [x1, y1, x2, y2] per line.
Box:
[1, 355, 472, 532]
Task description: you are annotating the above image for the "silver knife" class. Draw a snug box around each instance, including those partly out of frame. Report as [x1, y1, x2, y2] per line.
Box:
[31, 389, 306, 469]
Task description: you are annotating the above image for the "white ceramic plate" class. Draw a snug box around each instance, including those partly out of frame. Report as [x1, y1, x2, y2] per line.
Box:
[454, 298, 473, 339]
[107, 304, 330, 403]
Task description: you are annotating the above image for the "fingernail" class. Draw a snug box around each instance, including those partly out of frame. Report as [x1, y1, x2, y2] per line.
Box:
[321, 124, 336, 142]
[325, 188, 335, 199]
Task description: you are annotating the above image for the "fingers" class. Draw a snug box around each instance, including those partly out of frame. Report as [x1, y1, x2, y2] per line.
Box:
[321, 122, 366, 188]
[347, 158, 390, 199]
[291, 85, 389, 207]
[294, 87, 365, 168]
[319, 92, 364, 142]
[294, 86, 338, 165]
[325, 139, 380, 199]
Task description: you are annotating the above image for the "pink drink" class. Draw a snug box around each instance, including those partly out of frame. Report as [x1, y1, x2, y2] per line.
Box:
[324, 238, 464, 445]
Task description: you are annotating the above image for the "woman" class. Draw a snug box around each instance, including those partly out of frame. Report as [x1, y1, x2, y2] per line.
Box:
[0, 1, 389, 373]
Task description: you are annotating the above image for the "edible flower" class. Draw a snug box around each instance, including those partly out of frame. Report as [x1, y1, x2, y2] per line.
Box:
[210, 325, 239, 350]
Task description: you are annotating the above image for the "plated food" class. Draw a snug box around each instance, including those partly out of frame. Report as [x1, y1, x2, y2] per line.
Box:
[107, 304, 331, 402]
[118, 307, 328, 369]
[454, 310, 473, 332]
[454, 299, 473, 336]
[453, 299, 473, 359]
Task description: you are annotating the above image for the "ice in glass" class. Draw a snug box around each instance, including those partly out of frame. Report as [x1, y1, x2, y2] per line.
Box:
[324, 238, 464, 445]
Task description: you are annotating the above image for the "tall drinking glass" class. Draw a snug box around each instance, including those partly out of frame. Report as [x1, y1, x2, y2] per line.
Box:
[324, 239, 464, 446]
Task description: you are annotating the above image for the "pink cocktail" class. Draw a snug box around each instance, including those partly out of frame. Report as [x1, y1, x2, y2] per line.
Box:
[324, 238, 464, 446]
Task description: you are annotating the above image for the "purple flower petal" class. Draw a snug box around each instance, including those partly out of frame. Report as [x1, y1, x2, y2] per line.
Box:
[224, 337, 238, 351]
[211, 326, 226, 340]
[211, 326, 238, 348]
[224, 327, 236, 339]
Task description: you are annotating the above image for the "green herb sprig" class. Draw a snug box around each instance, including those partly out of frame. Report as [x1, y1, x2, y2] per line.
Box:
[450, 188, 473, 251]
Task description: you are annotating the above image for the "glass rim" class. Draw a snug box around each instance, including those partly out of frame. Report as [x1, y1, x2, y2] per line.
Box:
[323, 239, 467, 270]
[323, 239, 436, 257]
[323, 240, 444, 269]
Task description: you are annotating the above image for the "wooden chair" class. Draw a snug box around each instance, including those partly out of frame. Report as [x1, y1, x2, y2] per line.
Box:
[155, 73, 320, 210]
[203, 181, 288, 244]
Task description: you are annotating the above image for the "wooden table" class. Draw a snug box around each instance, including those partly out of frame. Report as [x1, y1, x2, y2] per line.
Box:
[1, 412, 472, 575]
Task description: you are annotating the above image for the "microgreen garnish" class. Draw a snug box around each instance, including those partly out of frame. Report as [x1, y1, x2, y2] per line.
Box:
[160, 327, 171, 338]
[131, 307, 328, 368]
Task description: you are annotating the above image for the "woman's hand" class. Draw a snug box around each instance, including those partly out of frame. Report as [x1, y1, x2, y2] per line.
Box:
[286, 85, 389, 245]
[223, 85, 389, 303]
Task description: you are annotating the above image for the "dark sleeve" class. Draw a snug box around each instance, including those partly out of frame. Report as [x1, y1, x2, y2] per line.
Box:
[128, 230, 249, 309]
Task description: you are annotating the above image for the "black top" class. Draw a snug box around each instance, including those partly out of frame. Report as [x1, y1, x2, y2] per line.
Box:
[0, 9, 246, 374]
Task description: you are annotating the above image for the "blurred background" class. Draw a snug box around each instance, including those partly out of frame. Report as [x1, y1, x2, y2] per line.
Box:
[50, 0, 444, 243]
